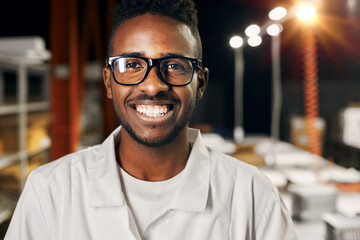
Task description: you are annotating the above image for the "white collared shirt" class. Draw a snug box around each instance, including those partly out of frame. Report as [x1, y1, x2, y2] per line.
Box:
[5, 127, 297, 240]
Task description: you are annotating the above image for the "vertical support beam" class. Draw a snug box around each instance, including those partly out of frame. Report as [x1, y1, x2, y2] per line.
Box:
[69, 0, 81, 152]
[49, 0, 119, 159]
[50, 0, 82, 159]
[18, 63, 28, 188]
[0, 69, 4, 105]
[302, 26, 321, 156]
[50, 0, 70, 160]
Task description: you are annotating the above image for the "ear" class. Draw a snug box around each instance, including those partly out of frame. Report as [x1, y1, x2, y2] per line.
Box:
[196, 67, 209, 100]
[103, 67, 113, 99]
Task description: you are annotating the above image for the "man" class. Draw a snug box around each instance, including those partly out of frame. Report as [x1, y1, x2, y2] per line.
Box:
[5, 0, 296, 239]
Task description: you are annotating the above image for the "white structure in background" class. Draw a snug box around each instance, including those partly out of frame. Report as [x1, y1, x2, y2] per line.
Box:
[0, 37, 51, 62]
[0, 36, 51, 225]
[341, 107, 360, 149]
[201, 133, 237, 154]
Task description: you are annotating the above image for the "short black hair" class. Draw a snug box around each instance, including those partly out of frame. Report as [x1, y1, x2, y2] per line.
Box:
[108, 0, 202, 59]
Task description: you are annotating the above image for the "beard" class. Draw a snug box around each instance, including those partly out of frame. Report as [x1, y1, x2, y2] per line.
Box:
[113, 96, 196, 148]
[121, 120, 187, 147]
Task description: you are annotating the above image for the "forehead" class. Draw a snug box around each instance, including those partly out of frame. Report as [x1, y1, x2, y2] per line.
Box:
[111, 14, 197, 58]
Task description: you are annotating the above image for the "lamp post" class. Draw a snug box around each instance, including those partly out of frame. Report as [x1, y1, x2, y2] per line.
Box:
[228, 2, 322, 161]
[267, 23, 283, 164]
[267, 6, 287, 165]
[229, 7, 287, 147]
[229, 25, 263, 143]
[267, 8, 287, 144]
[229, 36, 245, 143]
[245, 24, 262, 47]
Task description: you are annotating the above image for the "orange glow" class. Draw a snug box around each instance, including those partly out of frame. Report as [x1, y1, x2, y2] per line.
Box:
[296, 4, 317, 22]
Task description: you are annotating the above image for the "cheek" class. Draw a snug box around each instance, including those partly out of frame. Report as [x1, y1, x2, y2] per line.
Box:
[110, 87, 127, 108]
[179, 83, 197, 107]
[188, 80, 198, 99]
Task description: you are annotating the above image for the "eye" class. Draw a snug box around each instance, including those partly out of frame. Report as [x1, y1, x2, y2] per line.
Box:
[126, 60, 144, 69]
[162, 60, 187, 74]
[115, 58, 145, 73]
[167, 63, 184, 70]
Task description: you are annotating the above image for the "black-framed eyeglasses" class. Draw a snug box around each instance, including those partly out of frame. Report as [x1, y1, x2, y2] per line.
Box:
[106, 55, 202, 86]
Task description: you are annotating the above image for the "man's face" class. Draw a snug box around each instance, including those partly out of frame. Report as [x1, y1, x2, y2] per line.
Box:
[103, 14, 208, 147]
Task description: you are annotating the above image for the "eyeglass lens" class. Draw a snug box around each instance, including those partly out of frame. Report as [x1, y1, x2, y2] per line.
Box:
[113, 57, 194, 85]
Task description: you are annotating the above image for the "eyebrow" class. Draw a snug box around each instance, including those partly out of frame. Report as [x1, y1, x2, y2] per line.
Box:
[118, 52, 187, 58]
[119, 52, 143, 57]
[162, 53, 186, 58]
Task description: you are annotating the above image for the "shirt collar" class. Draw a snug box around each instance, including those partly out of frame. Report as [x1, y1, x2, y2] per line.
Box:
[89, 126, 125, 207]
[89, 127, 210, 212]
[169, 129, 210, 212]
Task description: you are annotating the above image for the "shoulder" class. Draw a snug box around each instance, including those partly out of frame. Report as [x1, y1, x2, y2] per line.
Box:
[208, 147, 276, 216]
[209, 148, 271, 189]
[208, 148, 295, 238]
[28, 145, 100, 185]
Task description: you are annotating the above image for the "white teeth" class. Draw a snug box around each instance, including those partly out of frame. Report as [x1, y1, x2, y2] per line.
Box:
[136, 105, 169, 117]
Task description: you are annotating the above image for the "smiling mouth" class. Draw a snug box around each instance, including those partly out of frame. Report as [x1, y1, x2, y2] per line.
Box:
[134, 104, 174, 118]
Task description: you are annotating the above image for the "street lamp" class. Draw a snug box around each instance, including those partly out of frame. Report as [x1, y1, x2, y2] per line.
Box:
[229, 36, 245, 142]
[266, 23, 283, 36]
[229, 36, 244, 49]
[245, 24, 261, 37]
[296, 4, 317, 21]
[267, 23, 283, 142]
[269, 7, 287, 21]
[267, 22, 283, 165]
[247, 35, 262, 47]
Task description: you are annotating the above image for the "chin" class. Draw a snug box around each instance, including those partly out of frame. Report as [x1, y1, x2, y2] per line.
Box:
[123, 123, 186, 148]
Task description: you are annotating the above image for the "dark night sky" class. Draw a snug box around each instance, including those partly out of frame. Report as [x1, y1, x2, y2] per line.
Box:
[1, 0, 360, 138]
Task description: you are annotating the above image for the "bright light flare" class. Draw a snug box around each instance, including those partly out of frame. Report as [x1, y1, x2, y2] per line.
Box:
[229, 36, 243, 48]
[247, 35, 262, 47]
[245, 24, 261, 37]
[296, 4, 317, 21]
[269, 7, 287, 20]
[266, 23, 283, 36]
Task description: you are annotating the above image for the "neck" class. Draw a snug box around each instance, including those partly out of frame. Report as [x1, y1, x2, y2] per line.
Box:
[116, 128, 190, 181]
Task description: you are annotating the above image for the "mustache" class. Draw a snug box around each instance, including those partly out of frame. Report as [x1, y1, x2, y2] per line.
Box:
[127, 92, 180, 103]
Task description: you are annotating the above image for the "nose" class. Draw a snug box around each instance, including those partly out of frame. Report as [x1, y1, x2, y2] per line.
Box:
[137, 67, 170, 95]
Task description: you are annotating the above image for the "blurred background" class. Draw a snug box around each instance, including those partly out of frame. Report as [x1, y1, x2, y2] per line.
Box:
[0, 0, 360, 239]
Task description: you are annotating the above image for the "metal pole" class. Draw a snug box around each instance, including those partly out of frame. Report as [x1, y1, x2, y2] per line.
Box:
[234, 47, 245, 143]
[18, 63, 28, 188]
[0, 69, 4, 105]
[270, 34, 282, 165]
[271, 35, 282, 141]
